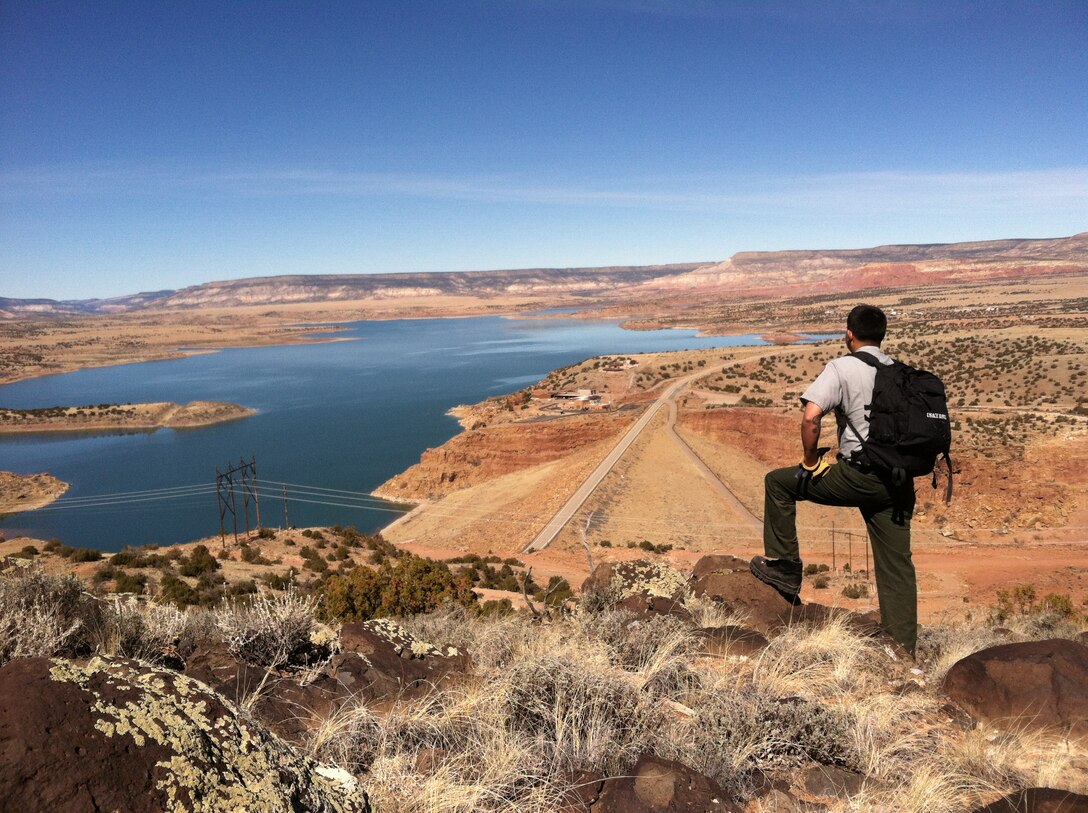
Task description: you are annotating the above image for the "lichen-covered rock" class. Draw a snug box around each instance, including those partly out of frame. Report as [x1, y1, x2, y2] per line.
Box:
[589, 753, 742, 812]
[944, 639, 1088, 735]
[581, 560, 688, 607]
[337, 618, 470, 701]
[0, 656, 369, 813]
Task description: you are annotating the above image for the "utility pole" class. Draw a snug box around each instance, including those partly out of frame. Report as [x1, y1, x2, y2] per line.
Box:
[831, 522, 836, 572]
[282, 484, 290, 529]
[250, 455, 261, 532]
[239, 457, 251, 539]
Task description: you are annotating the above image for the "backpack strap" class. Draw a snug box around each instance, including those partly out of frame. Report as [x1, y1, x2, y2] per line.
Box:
[937, 451, 953, 503]
[849, 350, 882, 368]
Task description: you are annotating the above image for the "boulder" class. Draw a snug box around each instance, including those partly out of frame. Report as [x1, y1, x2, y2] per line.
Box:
[590, 753, 742, 812]
[695, 625, 768, 658]
[558, 769, 606, 812]
[0, 656, 369, 813]
[582, 560, 689, 607]
[337, 617, 470, 701]
[943, 639, 1088, 735]
[972, 788, 1088, 813]
[687, 555, 796, 633]
[184, 640, 343, 743]
[616, 593, 693, 622]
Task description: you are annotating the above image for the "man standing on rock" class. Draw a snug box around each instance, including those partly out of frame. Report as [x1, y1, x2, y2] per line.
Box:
[749, 304, 917, 654]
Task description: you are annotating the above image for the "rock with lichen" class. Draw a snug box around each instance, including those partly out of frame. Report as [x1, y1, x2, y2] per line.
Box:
[581, 559, 689, 610]
[333, 618, 471, 701]
[0, 656, 370, 813]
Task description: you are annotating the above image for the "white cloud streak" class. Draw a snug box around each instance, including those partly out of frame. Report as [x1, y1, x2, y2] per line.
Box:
[2, 164, 1086, 218]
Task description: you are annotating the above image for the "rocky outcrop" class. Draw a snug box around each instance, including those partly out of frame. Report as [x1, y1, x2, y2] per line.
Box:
[184, 640, 344, 744]
[335, 617, 471, 701]
[182, 618, 472, 740]
[582, 560, 688, 606]
[377, 412, 634, 500]
[0, 656, 369, 813]
[972, 788, 1088, 813]
[589, 753, 742, 812]
[943, 639, 1088, 735]
[687, 554, 797, 633]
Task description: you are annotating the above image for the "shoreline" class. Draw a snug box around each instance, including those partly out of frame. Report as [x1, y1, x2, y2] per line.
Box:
[0, 401, 257, 435]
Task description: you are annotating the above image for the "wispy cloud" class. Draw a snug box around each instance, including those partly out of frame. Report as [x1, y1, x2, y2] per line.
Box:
[3, 163, 1086, 218]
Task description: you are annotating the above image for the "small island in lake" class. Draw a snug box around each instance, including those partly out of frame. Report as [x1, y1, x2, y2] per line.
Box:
[0, 401, 256, 434]
[0, 471, 70, 514]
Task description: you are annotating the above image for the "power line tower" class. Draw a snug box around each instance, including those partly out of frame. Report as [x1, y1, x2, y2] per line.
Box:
[215, 456, 260, 548]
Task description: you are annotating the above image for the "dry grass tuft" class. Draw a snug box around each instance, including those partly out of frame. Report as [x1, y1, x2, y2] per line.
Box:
[5, 560, 1087, 811]
[751, 612, 885, 697]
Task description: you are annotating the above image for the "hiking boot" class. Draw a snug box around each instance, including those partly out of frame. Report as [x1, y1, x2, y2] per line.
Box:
[749, 556, 803, 596]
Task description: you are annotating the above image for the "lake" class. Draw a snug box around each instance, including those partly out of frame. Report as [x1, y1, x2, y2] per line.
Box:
[0, 315, 786, 550]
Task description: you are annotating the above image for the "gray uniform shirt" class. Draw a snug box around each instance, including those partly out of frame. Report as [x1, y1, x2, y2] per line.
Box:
[800, 345, 893, 460]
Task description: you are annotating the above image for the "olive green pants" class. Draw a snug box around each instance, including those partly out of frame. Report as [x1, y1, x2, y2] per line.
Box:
[763, 461, 917, 654]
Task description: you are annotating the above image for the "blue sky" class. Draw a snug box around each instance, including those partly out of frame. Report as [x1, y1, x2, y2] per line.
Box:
[2, 1, 1086, 300]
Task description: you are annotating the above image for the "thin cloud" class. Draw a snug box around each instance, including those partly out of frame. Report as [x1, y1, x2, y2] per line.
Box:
[2, 163, 1086, 218]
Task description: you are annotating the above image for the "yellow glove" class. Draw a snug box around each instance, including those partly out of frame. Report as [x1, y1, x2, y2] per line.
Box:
[799, 455, 832, 479]
[795, 449, 832, 498]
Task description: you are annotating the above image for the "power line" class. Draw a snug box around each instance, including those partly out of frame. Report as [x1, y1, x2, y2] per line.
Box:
[21, 476, 1088, 538]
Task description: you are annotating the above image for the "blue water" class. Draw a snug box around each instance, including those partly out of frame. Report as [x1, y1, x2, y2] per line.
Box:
[0, 315, 777, 550]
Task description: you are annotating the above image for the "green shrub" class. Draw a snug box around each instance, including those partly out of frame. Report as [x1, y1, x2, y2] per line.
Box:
[113, 570, 148, 594]
[178, 545, 219, 577]
[534, 576, 573, 607]
[158, 575, 197, 607]
[320, 555, 477, 621]
[239, 544, 273, 566]
[841, 583, 868, 599]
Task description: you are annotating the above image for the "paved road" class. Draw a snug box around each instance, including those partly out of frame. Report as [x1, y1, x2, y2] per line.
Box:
[524, 366, 761, 552]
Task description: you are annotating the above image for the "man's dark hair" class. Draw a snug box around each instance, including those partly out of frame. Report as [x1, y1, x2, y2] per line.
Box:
[847, 304, 887, 343]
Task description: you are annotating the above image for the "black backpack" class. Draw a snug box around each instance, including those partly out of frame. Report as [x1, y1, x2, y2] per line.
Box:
[845, 352, 953, 503]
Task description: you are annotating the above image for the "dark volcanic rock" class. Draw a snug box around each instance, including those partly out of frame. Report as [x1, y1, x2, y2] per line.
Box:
[616, 593, 694, 622]
[943, 639, 1088, 734]
[184, 640, 343, 743]
[687, 555, 796, 633]
[590, 753, 742, 812]
[0, 656, 369, 813]
[337, 617, 470, 701]
[973, 788, 1088, 813]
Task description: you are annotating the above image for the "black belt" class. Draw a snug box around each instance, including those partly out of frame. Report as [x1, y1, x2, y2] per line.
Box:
[840, 454, 873, 474]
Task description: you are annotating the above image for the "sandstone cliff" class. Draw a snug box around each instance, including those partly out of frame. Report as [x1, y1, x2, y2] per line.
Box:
[375, 411, 636, 501]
